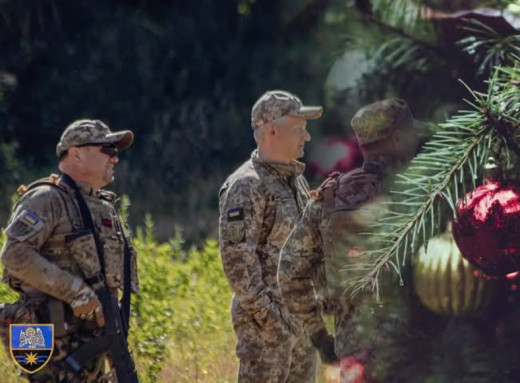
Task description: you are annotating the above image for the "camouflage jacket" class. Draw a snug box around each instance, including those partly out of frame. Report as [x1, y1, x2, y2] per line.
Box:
[278, 154, 405, 344]
[219, 150, 310, 329]
[1, 174, 139, 305]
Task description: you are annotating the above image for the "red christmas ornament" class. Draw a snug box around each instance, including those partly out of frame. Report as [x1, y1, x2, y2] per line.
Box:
[452, 180, 520, 276]
[308, 138, 362, 177]
[340, 356, 366, 383]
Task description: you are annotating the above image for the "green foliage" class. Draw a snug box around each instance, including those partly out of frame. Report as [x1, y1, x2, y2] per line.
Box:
[0, 231, 18, 303]
[326, 0, 480, 121]
[374, 36, 435, 73]
[128, 215, 234, 382]
[459, 18, 520, 75]
[127, 215, 180, 380]
[370, 0, 436, 41]
[0, 219, 236, 382]
[0, 0, 331, 242]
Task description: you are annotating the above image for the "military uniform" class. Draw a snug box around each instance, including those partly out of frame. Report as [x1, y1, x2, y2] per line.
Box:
[219, 150, 316, 383]
[219, 90, 323, 383]
[278, 99, 422, 382]
[279, 155, 414, 380]
[0, 119, 138, 382]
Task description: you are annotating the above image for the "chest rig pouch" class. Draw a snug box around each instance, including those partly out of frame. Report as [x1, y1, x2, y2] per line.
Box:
[59, 174, 134, 337]
[86, 197, 125, 289]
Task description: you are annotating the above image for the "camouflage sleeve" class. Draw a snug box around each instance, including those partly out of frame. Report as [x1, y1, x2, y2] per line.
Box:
[1, 187, 84, 303]
[278, 200, 326, 337]
[219, 177, 272, 315]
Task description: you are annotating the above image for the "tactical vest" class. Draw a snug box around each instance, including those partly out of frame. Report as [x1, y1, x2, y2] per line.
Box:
[5, 174, 138, 295]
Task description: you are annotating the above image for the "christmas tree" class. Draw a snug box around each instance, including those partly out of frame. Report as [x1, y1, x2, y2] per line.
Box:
[328, 1, 520, 381]
[344, 0, 520, 295]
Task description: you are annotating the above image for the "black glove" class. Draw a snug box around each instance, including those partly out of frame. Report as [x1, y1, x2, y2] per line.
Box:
[310, 328, 339, 365]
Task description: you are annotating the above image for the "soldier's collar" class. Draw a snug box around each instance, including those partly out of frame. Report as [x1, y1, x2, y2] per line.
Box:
[362, 153, 400, 176]
[251, 150, 305, 177]
[67, 179, 99, 197]
[57, 174, 102, 199]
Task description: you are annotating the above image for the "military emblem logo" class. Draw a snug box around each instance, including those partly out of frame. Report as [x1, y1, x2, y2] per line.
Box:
[9, 324, 54, 374]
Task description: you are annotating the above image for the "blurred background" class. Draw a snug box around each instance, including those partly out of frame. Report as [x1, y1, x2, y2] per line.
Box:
[2, 0, 517, 244]
[1, 1, 520, 382]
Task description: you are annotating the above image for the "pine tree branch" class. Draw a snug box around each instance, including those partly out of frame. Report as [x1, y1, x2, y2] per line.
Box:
[344, 129, 489, 298]
[355, 1, 440, 52]
[458, 18, 520, 75]
[343, 65, 520, 298]
[483, 105, 520, 157]
[364, 14, 434, 47]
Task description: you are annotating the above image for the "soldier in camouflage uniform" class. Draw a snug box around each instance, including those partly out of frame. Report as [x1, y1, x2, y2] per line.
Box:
[0, 119, 138, 382]
[278, 99, 423, 383]
[219, 90, 335, 383]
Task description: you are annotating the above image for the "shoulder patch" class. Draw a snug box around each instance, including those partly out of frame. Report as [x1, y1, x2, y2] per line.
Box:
[227, 207, 244, 222]
[5, 209, 45, 241]
[18, 210, 44, 230]
[22, 211, 41, 226]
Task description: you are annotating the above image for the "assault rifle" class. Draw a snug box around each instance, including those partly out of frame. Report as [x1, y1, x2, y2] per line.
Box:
[60, 173, 138, 382]
[63, 284, 138, 383]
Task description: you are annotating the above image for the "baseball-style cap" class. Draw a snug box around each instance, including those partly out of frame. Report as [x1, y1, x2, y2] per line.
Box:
[251, 90, 323, 129]
[56, 119, 134, 158]
[350, 98, 424, 145]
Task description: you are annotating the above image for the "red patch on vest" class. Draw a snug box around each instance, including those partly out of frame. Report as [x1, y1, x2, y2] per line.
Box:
[102, 218, 113, 228]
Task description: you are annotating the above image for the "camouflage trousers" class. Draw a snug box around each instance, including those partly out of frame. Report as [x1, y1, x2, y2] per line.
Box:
[233, 315, 316, 383]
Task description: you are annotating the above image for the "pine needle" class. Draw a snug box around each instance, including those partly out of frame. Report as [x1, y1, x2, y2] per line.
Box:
[344, 65, 520, 295]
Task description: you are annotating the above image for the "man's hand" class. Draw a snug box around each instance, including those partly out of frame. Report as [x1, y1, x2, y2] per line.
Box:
[310, 328, 339, 365]
[70, 282, 105, 327]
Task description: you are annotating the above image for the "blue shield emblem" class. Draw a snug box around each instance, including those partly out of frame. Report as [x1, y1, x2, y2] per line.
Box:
[9, 324, 54, 374]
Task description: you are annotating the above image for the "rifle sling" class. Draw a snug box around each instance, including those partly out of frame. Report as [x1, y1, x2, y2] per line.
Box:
[60, 173, 131, 334]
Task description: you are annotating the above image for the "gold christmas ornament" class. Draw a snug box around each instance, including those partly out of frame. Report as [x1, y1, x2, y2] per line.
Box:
[413, 232, 498, 317]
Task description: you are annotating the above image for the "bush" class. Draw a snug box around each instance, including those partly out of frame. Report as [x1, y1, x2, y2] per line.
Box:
[128, 215, 236, 382]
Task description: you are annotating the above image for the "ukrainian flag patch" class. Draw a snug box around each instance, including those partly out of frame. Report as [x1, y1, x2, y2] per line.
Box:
[227, 207, 244, 222]
[23, 212, 40, 226]
[5, 209, 45, 241]
[19, 210, 44, 231]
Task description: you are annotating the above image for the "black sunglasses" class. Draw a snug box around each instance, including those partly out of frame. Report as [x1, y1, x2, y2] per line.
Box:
[75, 143, 119, 157]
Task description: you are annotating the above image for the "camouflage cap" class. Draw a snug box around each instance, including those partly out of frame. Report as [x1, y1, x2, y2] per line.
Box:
[56, 119, 134, 157]
[251, 90, 323, 129]
[351, 98, 422, 145]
